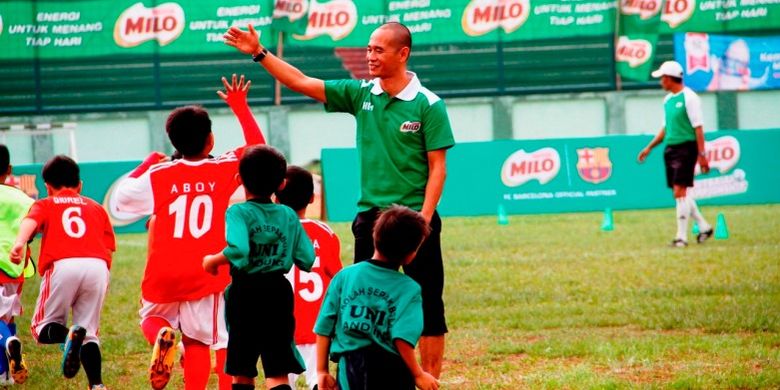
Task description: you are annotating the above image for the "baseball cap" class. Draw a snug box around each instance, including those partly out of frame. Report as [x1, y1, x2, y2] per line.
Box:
[651, 61, 684, 78]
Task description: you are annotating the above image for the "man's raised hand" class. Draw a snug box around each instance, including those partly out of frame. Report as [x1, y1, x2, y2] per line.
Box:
[224, 24, 261, 56]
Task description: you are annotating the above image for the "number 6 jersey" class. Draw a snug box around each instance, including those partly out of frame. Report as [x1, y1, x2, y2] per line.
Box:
[25, 189, 116, 275]
[114, 149, 245, 303]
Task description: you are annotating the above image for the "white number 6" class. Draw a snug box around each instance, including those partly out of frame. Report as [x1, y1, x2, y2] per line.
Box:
[62, 207, 86, 238]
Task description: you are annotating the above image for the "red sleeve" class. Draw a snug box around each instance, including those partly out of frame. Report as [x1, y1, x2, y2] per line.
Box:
[25, 200, 48, 226]
[129, 152, 166, 178]
[101, 207, 117, 253]
[325, 234, 342, 278]
[228, 100, 266, 146]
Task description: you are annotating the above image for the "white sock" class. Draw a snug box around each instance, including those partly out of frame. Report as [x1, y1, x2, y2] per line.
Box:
[675, 197, 690, 241]
[687, 196, 711, 232]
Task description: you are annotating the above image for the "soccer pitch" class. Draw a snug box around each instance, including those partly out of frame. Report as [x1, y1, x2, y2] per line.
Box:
[15, 205, 780, 389]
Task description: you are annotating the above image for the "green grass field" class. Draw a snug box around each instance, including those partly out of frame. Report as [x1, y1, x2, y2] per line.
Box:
[13, 204, 780, 389]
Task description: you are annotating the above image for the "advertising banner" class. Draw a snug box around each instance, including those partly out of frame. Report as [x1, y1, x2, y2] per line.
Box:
[322, 129, 780, 222]
[0, 0, 276, 60]
[676, 32, 780, 92]
[616, 0, 780, 81]
[616, 34, 659, 81]
[3, 1, 780, 60]
[272, 0, 310, 34]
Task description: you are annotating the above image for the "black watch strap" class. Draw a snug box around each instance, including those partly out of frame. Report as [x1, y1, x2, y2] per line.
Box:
[252, 48, 269, 62]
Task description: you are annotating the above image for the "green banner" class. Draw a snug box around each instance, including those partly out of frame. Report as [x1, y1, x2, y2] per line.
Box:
[0, 0, 276, 60]
[617, 0, 664, 81]
[616, 33, 659, 81]
[2, 1, 779, 60]
[288, 0, 617, 47]
[322, 129, 780, 222]
[13, 161, 148, 234]
[659, 0, 780, 33]
[271, 0, 310, 34]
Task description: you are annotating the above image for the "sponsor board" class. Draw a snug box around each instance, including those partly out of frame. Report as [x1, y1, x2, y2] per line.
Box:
[114, 2, 185, 48]
[616, 36, 653, 68]
[462, 0, 530, 36]
[322, 130, 780, 222]
[501, 147, 560, 187]
[294, 0, 357, 41]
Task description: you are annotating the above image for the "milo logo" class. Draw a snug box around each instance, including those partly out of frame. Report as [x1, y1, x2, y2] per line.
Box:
[273, 0, 309, 22]
[616, 36, 653, 68]
[294, 0, 357, 41]
[462, 0, 530, 37]
[696, 136, 740, 176]
[114, 2, 185, 48]
[662, 0, 695, 28]
[501, 147, 560, 187]
[620, 0, 662, 19]
[400, 121, 421, 133]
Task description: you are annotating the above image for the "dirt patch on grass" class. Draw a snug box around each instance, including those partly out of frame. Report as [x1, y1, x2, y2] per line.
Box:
[594, 362, 676, 384]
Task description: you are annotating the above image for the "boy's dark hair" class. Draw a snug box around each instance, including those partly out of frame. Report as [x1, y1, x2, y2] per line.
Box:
[276, 166, 314, 212]
[373, 205, 430, 263]
[42, 155, 80, 189]
[239, 145, 287, 198]
[166, 106, 212, 157]
[0, 144, 9, 174]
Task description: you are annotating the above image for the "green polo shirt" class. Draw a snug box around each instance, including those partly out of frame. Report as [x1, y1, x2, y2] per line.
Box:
[324, 73, 455, 211]
[663, 87, 703, 146]
[0, 185, 34, 278]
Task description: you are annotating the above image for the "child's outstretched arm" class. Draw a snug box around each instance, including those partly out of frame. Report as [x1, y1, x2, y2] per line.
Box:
[9, 218, 38, 264]
[202, 252, 229, 275]
[394, 339, 439, 390]
[218, 74, 266, 146]
[316, 335, 337, 390]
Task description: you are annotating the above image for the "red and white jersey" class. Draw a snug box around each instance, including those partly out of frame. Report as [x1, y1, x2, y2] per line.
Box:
[287, 219, 342, 345]
[114, 148, 246, 303]
[25, 189, 115, 274]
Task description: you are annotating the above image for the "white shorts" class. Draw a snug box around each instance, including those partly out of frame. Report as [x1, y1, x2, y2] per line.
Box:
[289, 343, 317, 390]
[139, 292, 228, 350]
[31, 258, 110, 345]
[0, 283, 23, 323]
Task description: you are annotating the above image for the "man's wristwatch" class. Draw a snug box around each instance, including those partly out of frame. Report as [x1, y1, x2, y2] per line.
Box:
[252, 47, 269, 62]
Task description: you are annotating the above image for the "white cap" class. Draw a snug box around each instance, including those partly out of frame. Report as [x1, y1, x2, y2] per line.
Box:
[651, 61, 684, 78]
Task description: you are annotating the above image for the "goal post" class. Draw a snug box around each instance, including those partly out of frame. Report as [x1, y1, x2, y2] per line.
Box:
[0, 122, 79, 163]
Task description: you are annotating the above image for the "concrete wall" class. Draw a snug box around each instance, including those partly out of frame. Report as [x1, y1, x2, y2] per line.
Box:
[737, 90, 780, 130]
[512, 97, 607, 139]
[2, 89, 778, 166]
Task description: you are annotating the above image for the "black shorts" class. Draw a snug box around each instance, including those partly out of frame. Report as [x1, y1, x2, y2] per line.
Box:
[340, 345, 414, 390]
[352, 208, 448, 336]
[664, 141, 698, 188]
[224, 272, 304, 378]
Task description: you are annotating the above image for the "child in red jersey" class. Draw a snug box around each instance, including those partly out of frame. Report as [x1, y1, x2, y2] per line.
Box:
[276, 166, 342, 390]
[10, 155, 115, 390]
[114, 75, 264, 390]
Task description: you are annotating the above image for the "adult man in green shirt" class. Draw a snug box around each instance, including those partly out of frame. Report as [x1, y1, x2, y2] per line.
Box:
[638, 61, 714, 247]
[224, 22, 455, 377]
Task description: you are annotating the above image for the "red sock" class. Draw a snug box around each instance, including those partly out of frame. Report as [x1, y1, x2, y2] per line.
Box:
[183, 340, 210, 390]
[215, 348, 231, 390]
[140, 317, 171, 345]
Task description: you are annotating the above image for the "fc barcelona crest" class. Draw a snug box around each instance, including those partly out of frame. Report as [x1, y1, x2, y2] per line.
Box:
[576, 148, 612, 184]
